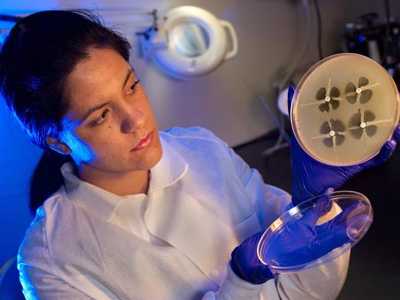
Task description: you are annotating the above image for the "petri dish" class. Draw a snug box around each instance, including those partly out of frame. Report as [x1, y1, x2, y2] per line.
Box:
[256, 190, 373, 273]
[291, 53, 400, 166]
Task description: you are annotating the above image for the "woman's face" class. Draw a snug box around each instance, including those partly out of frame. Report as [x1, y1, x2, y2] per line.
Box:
[55, 47, 162, 175]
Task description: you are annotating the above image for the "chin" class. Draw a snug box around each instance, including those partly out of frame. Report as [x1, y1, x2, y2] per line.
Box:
[136, 143, 163, 171]
[147, 148, 162, 169]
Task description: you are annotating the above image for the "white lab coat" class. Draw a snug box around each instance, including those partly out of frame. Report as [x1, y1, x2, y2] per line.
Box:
[18, 127, 349, 300]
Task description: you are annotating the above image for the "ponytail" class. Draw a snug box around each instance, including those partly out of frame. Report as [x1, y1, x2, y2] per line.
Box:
[29, 151, 72, 214]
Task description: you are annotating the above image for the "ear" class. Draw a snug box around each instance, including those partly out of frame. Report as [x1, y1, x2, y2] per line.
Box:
[46, 136, 71, 156]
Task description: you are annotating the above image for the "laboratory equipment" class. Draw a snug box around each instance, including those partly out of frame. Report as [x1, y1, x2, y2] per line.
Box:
[257, 190, 372, 273]
[290, 53, 400, 166]
[137, 6, 238, 79]
[255, 52, 399, 273]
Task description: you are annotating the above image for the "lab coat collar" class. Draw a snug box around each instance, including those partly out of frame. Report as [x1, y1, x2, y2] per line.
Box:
[61, 133, 237, 278]
[61, 163, 120, 222]
[144, 135, 239, 277]
[60, 133, 189, 222]
[148, 132, 189, 193]
[144, 185, 239, 279]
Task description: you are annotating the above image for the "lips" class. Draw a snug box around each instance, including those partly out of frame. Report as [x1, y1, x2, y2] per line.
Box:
[131, 131, 153, 151]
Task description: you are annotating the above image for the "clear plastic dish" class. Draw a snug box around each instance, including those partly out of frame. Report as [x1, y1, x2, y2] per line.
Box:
[257, 190, 373, 273]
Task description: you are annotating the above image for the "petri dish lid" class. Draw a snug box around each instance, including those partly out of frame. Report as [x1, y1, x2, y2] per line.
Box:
[291, 53, 400, 166]
[256, 190, 373, 273]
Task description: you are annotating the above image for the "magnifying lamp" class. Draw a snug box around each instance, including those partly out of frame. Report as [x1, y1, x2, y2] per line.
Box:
[138, 6, 238, 79]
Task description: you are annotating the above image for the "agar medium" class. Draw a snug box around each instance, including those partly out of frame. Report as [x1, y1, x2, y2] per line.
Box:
[290, 53, 400, 166]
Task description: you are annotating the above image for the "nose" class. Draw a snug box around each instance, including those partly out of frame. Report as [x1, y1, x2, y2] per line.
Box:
[120, 107, 145, 134]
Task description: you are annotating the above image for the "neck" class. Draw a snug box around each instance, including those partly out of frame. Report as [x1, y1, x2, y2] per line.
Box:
[76, 165, 150, 196]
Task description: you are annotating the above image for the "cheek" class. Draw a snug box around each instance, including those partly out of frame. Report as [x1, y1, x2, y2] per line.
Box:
[64, 131, 96, 162]
[75, 142, 96, 162]
[82, 125, 128, 157]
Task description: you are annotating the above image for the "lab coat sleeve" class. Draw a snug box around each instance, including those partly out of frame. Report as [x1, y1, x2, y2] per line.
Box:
[18, 263, 95, 300]
[202, 266, 265, 300]
[17, 216, 95, 300]
[196, 127, 350, 300]
[202, 251, 350, 300]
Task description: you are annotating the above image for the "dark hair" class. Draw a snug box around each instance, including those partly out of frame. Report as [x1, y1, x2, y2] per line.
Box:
[29, 150, 72, 213]
[0, 10, 132, 213]
[0, 9, 131, 149]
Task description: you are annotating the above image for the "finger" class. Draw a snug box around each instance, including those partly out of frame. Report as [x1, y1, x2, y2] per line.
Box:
[362, 139, 397, 169]
[324, 187, 335, 196]
[392, 124, 400, 142]
[360, 124, 399, 169]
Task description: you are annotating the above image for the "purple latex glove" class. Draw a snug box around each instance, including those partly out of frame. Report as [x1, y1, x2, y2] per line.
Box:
[230, 232, 274, 284]
[288, 86, 400, 205]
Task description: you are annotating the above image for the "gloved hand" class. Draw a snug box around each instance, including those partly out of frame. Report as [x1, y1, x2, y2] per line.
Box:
[287, 86, 400, 205]
[230, 231, 274, 285]
[229, 86, 400, 285]
[231, 192, 362, 278]
[263, 192, 360, 269]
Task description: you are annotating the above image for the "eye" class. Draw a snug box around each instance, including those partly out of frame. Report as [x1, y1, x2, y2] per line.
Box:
[91, 109, 110, 126]
[128, 79, 140, 94]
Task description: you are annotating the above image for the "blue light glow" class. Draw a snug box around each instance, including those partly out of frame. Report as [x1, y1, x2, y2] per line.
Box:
[0, 2, 59, 298]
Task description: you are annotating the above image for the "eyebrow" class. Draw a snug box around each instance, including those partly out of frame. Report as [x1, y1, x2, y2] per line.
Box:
[79, 68, 133, 122]
[79, 101, 111, 123]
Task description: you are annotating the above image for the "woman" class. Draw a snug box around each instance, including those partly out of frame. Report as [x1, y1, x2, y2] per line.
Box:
[1, 10, 398, 300]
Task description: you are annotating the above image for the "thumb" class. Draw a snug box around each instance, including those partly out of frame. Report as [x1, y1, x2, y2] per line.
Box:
[287, 85, 295, 116]
[361, 139, 397, 169]
[392, 124, 400, 142]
